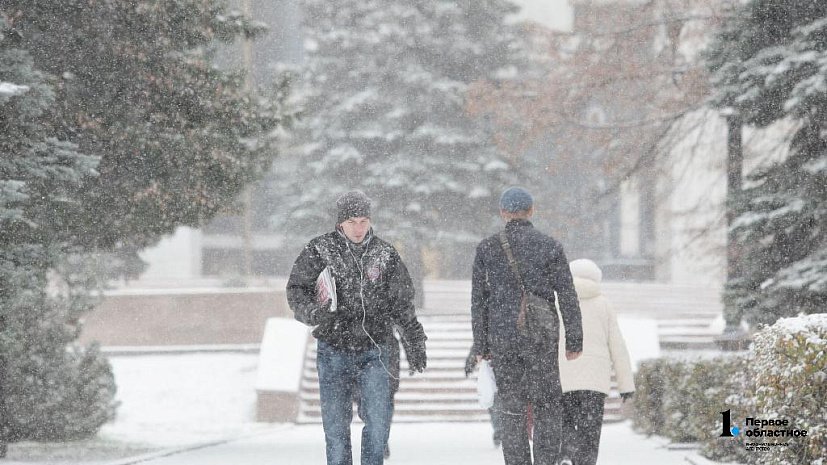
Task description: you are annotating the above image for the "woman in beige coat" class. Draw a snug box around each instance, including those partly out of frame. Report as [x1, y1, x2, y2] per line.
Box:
[557, 259, 635, 465]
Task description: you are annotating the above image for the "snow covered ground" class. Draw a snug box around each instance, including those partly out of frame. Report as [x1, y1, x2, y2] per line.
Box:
[123, 422, 699, 465]
[99, 352, 269, 448]
[7, 351, 712, 464]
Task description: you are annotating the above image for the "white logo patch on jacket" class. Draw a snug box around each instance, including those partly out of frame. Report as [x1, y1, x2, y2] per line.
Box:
[367, 264, 382, 282]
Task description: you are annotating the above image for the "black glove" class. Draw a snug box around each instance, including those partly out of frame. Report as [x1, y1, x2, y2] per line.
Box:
[406, 339, 427, 374]
[311, 301, 335, 325]
[464, 351, 478, 377]
[620, 391, 635, 402]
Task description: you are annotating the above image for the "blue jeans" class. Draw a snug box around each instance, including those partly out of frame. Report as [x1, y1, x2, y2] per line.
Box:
[316, 340, 392, 465]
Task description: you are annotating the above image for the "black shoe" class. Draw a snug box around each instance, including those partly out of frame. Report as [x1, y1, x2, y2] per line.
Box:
[384, 444, 390, 459]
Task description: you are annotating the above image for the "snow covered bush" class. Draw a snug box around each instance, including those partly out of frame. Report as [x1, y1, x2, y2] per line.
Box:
[697, 357, 754, 463]
[0, 248, 118, 441]
[632, 359, 672, 436]
[680, 358, 751, 444]
[1, 18, 115, 443]
[2, 341, 117, 441]
[2, 0, 289, 443]
[634, 356, 750, 445]
[636, 315, 827, 464]
[657, 360, 696, 442]
[745, 314, 827, 464]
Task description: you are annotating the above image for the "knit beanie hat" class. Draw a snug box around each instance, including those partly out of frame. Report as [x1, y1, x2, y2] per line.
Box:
[569, 259, 603, 283]
[499, 187, 534, 213]
[336, 190, 371, 224]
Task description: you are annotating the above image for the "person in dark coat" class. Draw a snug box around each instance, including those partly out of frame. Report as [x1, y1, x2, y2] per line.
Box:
[470, 187, 583, 465]
[287, 190, 427, 465]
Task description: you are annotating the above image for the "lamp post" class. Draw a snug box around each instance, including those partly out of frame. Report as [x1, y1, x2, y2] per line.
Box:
[716, 109, 750, 351]
[240, 0, 254, 277]
[724, 109, 743, 287]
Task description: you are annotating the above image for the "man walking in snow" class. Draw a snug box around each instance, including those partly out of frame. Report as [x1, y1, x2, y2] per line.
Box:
[470, 187, 583, 465]
[287, 190, 427, 465]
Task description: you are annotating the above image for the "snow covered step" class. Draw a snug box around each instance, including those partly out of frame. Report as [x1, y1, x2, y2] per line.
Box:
[421, 321, 473, 330]
[289, 282, 720, 424]
[659, 336, 718, 350]
[296, 313, 629, 424]
[302, 356, 470, 370]
[306, 347, 474, 360]
[656, 316, 720, 350]
[299, 391, 480, 402]
[300, 366, 469, 380]
[296, 411, 493, 424]
[302, 370, 471, 382]
[658, 317, 719, 326]
[303, 401, 485, 412]
[393, 391, 478, 402]
[391, 413, 491, 422]
[400, 359, 469, 370]
[419, 313, 472, 321]
[419, 332, 474, 342]
[300, 370, 474, 384]
[658, 327, 719, 336]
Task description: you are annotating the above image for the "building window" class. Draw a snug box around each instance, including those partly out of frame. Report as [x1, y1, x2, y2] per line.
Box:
[619, 178, 641, 257]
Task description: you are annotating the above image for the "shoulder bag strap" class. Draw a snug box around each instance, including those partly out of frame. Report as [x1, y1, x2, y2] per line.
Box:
[499, 232, 528, 330]
[498, 232, 526, 292]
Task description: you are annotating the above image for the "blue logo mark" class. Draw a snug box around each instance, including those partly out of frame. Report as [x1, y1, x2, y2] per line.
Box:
[731, 426, 740, 436]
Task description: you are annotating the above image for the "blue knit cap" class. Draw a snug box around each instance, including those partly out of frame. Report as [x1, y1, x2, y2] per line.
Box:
[499, 187, 533, 213]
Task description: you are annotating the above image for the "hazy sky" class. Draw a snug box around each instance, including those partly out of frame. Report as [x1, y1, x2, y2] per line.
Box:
[512, 0, 573, 32]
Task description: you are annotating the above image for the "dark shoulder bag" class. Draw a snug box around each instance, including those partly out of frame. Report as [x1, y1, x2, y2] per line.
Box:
[498, 232, 558, 343]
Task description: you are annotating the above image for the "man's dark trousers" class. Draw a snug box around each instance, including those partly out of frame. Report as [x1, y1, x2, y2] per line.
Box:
[492, 339, 563, 465]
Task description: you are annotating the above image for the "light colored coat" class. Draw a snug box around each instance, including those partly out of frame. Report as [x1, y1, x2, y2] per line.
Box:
[558, 260, 635, 395]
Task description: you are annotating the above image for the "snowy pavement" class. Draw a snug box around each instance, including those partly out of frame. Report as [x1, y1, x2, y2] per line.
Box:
[89, 351, 705, 465]
[94, 421, 697, 465]
[5, 351, 711, 465]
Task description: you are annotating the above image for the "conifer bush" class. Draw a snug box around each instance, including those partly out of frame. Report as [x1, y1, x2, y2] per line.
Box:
[1, 0, 289, 442]
[631, 358, 671, 436]
[634, 357, 748, 443]
[634, 315, 827, 465]
[745, 315, 827, 464]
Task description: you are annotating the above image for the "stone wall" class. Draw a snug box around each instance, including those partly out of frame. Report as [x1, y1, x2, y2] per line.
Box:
[79, 288, 290, 346]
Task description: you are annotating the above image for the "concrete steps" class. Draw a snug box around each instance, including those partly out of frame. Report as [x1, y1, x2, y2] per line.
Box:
[296, 281, 722, 423]
[423, 281, 723, 350]
[296, 313, 625, 424]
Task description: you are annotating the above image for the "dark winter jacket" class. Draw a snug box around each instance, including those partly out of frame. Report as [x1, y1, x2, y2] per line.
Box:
[471, 219, 583, 356]
[287, 229, 426, 351]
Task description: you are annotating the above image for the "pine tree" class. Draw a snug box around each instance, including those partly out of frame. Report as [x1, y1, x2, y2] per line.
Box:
[271, 0, 523, 275]
[1, 18, 114, 442]
[5, 0, 290, 257]
[706, 0, 827, 325]
[0, 0, 291, 442]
